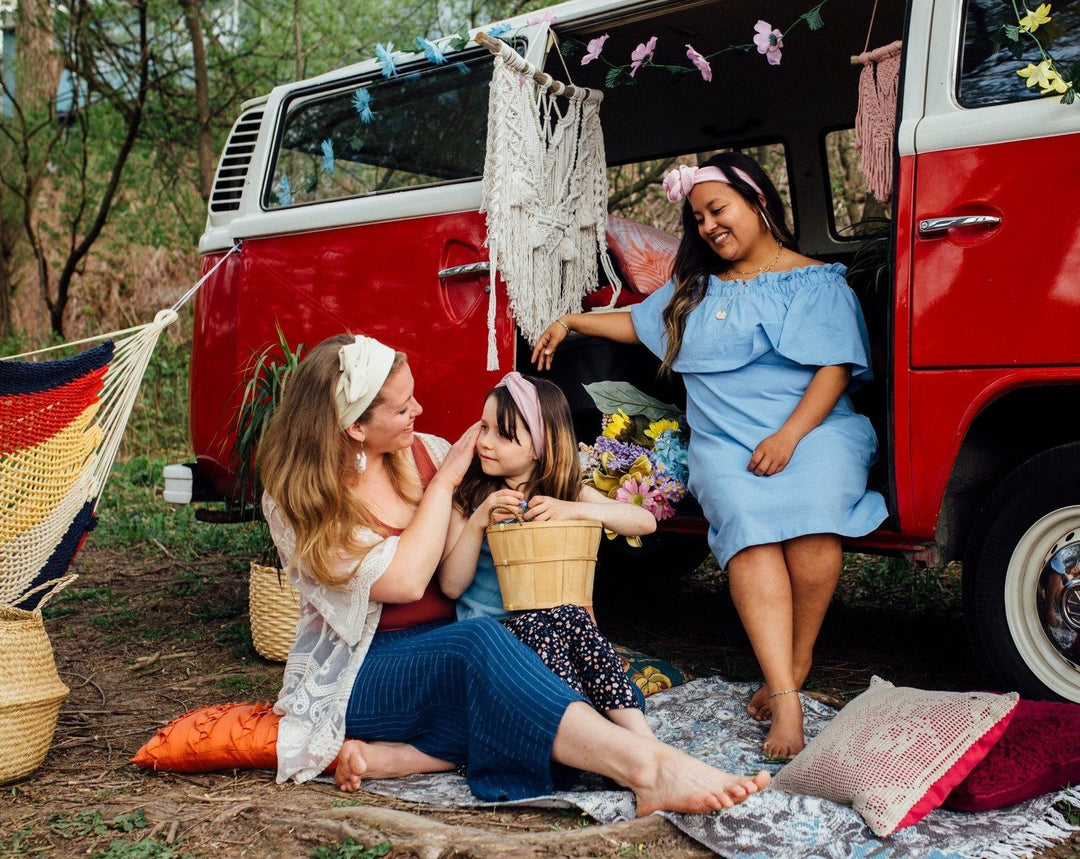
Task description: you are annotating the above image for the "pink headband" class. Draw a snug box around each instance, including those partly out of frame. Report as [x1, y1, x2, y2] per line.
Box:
[496, 372, 545, 461]
[662, 164, 764, 203]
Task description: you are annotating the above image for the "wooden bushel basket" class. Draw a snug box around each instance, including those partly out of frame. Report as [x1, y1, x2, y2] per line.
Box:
[486, 507, 601, 611]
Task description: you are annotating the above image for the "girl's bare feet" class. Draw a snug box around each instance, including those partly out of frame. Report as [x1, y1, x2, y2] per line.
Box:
[335, 739, 457, 792]
[762, 690, 804, 759]
[631, 746, 770, 817]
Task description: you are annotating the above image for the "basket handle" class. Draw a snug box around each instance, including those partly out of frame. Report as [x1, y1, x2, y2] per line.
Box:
[17, 574, 79, 612]
[488, 504, 525, 527]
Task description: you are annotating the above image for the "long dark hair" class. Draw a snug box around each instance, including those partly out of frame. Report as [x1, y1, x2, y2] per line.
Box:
[660, 151, 797, 373]
[454, 377, 581, 515]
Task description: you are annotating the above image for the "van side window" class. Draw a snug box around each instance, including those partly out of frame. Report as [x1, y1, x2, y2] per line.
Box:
[265, 53, 495, 208]
[959, 0, 1080, 107]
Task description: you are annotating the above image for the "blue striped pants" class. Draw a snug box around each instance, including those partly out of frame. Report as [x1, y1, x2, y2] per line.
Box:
[344, 617, 585, 802]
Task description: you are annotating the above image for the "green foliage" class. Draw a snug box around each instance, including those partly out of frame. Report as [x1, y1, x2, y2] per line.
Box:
[836, 554, 962, 617]
[310, 838, 392, 859]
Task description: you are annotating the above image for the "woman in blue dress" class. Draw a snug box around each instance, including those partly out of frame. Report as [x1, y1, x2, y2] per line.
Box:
[532, 152, 888, 758]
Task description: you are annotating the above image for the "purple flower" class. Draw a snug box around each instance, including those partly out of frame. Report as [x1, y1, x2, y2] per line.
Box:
[753, 20, 783, 65]
[582, 34, 609, 65]
[686, 44, 712, 81]
[630, 35, 657, 77]
[595, 436, 648, 472]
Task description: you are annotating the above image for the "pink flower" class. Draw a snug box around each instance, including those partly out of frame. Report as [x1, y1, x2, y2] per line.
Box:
[582, 34, 609, 65]
[527, 11, 557, 26]
[686, 44, 712, 81]
[753, 20, 783, 66]
[615, 475, 673, 520]
[629, 35, 657, 77]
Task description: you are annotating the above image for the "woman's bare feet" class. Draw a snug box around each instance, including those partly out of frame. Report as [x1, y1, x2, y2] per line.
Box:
[761, 690, 804, 759]
[630, 746, 770, 817]
[607, 707, 656, 740]
[747, 686, 771, 722]
[334, 740, 457, 792]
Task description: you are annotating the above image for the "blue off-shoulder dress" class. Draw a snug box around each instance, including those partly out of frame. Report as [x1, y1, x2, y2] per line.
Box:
[630, 263, 888, 569]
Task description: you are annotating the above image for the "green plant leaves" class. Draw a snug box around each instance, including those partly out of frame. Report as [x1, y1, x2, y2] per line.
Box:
[582, 381, 680, 421]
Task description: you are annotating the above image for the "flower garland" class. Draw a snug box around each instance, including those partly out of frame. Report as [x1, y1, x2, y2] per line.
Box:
[577, 382, 690, 545]
[997, 3, 1077, 104]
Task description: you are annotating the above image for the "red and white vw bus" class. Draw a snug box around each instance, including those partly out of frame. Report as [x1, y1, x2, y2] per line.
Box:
[176, 0, 1080, 702]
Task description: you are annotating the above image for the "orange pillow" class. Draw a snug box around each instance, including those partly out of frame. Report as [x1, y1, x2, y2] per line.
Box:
[132, 702, 283, 773]
[605, 214, 680, 295]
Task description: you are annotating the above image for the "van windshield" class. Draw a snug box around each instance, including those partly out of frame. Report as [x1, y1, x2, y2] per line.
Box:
[265, 52, 494, 208]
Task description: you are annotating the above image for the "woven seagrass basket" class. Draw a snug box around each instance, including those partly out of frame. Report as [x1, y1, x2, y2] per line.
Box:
[0, 576, 76, 784]
[486, 508, 601, 611]
[249, 562, 300, 662]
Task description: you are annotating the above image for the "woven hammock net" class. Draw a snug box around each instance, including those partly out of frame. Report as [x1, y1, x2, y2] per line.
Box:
[481, 39, 619, 369]
[0, 309, 178, 610]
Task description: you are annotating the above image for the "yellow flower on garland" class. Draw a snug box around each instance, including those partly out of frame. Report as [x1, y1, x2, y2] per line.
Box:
[634, 665, 673, 695]
[1018, 59, 1071, 94]
[602, 409, 632, 440]
[1018, 3, 1052, 32]
[645, 418, 680, 441]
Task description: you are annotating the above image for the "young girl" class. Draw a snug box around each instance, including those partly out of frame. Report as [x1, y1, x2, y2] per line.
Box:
[532, 152, 888, 758]
[439, 372, 658, 738]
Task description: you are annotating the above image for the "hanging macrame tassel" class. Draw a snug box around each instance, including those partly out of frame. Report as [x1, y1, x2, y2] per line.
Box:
[854, 41, 902, 205]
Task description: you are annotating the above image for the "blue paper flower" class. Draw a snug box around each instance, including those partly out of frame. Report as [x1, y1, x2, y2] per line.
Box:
[351, 87, 375, 123]
[416, 37, 446, 65]
[375, 42, 398, 78]
[486, 23, 511, 37]
[275, 175, 292, 206]
[320, 138, 334, 175]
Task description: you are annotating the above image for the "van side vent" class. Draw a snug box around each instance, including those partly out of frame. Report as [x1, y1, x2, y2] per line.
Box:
[209, 108, 265, 214]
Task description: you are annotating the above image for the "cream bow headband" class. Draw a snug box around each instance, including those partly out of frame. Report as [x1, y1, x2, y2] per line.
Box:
[335, 335, 396, 429]
[662, 164, 764, 203]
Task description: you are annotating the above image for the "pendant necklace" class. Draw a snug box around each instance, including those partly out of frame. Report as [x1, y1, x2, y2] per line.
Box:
[715, 241, 784, 320]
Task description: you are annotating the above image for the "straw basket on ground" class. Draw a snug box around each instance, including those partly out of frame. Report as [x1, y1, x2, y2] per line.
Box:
[0, 576, 76, 784]
[486, 507, 602, 611]
[248, 562, 300, 662]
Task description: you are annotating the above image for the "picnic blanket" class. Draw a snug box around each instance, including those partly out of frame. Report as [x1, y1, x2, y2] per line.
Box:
[353, 678, 1080, 858]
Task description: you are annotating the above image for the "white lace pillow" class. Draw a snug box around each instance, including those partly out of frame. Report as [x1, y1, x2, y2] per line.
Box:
[772, 676, 1019, 836]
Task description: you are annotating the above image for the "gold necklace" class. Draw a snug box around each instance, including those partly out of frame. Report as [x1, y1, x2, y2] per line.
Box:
[715, 242, 784, 321]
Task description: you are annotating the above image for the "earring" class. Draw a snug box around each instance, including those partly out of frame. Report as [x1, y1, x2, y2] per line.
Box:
[355, 445, 367, 474]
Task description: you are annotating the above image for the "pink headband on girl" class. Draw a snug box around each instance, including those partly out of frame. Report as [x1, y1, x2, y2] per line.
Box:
[662, 164, 764, 203]
[496, 372, 545, 461]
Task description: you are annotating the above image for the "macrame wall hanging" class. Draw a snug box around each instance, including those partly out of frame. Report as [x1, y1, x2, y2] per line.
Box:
[851, 1, 902, 205]
[477, 32, 620, 370]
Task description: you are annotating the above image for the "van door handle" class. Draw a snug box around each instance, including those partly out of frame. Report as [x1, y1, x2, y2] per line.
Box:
[438, 261, 490, 279]
[918, 215, 1001, 237]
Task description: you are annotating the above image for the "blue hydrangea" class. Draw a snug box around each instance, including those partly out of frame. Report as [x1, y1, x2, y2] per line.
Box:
[651, 429, 689, 485]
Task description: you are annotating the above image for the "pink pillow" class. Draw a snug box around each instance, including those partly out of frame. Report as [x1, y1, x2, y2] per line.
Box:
[605, 215, 679, 295]
[946, 698, 1080, 811]
[771, 677, 1019, 836]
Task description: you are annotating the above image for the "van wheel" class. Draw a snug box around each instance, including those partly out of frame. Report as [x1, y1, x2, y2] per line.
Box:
[963, 443, 1080, 702]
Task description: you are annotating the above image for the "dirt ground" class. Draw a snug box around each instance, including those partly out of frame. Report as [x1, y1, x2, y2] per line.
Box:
[3, 544, 1078, 858]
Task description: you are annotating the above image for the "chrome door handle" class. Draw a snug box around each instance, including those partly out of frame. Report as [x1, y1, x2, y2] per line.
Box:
[437, 261, 490, 279]
[918, 215, 1001, 237]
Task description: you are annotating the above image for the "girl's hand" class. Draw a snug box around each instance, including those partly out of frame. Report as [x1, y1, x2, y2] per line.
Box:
[523, 495, 576, 521]
[432, 422, 481, 489]
[530, 320, 570, 371]
[479, 489, 526, 524]
[747, 431, 798, 476]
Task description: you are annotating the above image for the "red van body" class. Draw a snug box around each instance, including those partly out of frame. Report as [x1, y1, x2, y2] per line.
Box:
[181, 0, 1080, 701]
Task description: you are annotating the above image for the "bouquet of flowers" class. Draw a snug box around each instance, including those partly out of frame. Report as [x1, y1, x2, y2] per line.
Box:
[578, 382, 690, 543]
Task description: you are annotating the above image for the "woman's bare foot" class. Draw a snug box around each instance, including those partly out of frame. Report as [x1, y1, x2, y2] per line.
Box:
[761, 690, 804, 759]
[747, 686, 771, 722]
[631, 746, 770, 817]
[607, 707, 656, 740]
[334, 740, 456, 792]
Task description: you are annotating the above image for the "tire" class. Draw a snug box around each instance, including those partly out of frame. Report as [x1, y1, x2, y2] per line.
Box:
[963, 443, 1080, 702]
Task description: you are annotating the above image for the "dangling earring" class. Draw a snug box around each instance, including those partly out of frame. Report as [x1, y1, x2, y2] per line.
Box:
[355, 445, 367, 474]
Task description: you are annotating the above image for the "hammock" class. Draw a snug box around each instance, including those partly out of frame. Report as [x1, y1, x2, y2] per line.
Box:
[478, 33, 620, 369]
[0, 247, 238, 610]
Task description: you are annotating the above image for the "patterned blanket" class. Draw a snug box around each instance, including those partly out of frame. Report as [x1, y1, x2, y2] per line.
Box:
[357, 678, 1080, 858]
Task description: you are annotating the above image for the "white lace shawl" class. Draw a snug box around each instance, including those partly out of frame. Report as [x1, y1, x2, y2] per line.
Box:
[265, 432, 450, 783]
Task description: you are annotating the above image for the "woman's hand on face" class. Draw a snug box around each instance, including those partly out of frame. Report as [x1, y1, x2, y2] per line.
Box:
[523, 495, 575, 521]
[434, 422, 481, 488]
[747, 431, 797, 476]
[530, 321, 569, 371]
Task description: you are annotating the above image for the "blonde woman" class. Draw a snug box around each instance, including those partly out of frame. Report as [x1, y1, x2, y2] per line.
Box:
[257, 333, 769, 812]
[533, 152, 888, 758]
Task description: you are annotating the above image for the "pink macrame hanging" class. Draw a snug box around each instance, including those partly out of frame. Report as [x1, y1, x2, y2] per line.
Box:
[853, 39, 902, 205]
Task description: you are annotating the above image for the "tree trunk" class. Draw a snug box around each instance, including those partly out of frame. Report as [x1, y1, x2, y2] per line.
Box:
[180, 0, 214, 201]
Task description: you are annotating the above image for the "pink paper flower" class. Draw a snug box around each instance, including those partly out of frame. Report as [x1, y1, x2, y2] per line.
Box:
[582, 34, 609, 65]
[753, 20, 784, 66]
[527, 11, 557, 26]
[630, 35, 657, 77]
[686, 44, 712, 81]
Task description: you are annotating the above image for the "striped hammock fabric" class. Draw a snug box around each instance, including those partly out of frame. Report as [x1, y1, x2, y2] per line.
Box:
[0, 342, 113, 610]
